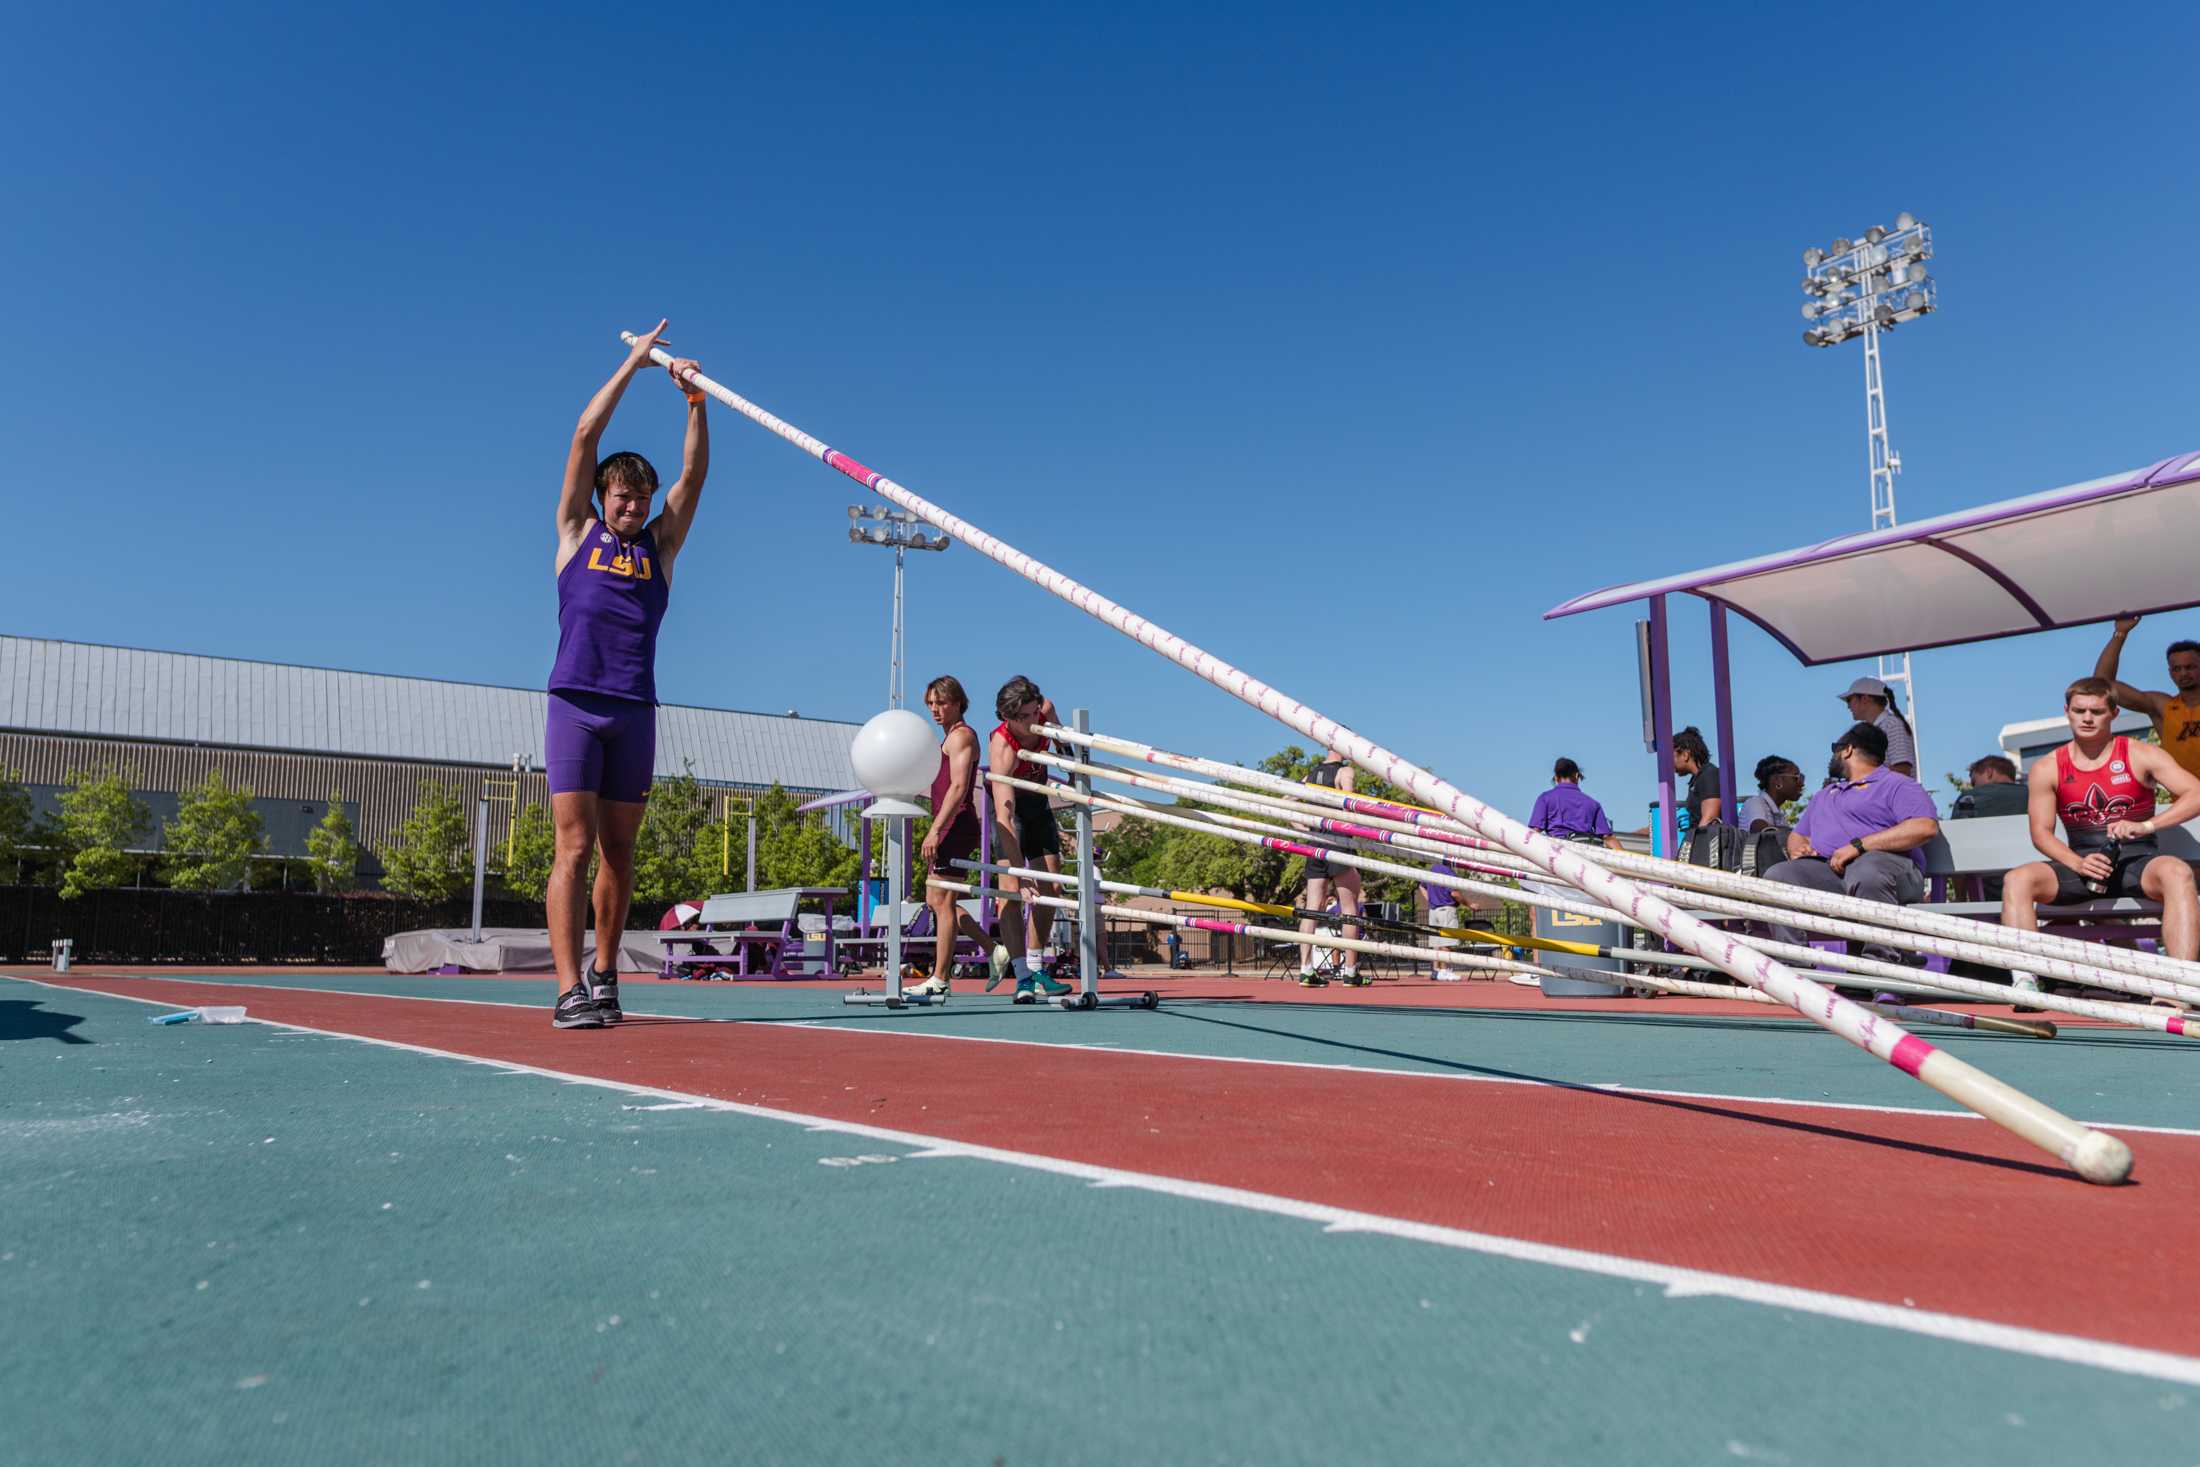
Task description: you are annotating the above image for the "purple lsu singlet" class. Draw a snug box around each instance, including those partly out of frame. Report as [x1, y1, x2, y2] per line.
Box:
[550, 520, 670, 704]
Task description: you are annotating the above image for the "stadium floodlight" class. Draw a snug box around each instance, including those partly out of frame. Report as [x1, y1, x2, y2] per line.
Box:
[845, 503, 949, 708]
[1795, 211, 1941, 774]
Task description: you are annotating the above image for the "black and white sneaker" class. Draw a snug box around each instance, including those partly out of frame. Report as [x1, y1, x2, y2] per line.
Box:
[554, 982, 605, 1029]
[587, 968, 623, 1024]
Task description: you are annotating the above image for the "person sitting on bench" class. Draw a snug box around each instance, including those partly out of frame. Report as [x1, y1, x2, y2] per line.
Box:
[2000, 678, 2200, 974]
[1759, 722, 1939, 967]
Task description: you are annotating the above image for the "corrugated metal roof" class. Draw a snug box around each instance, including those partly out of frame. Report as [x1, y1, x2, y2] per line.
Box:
[0, 636, 859, 791]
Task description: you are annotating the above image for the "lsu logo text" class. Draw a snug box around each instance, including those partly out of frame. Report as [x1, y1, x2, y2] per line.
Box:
[587, 546, 653, 581]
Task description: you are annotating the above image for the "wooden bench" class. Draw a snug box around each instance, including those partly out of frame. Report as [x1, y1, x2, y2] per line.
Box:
[654, 888, 849, 980]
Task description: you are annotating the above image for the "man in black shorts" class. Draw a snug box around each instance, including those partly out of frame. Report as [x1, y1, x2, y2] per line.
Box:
[2002, 679, 2200, 989]
[989, 676, 1072, 998]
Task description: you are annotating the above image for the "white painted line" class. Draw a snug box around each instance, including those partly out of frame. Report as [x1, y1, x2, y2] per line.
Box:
[15, 973, 2200, 1139]
[14, 975, 2200, 1387]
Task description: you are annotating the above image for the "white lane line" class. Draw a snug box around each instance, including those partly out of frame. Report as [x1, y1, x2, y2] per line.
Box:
[17, 976, 2200, 1138]
[15, 975, 2200, 1387]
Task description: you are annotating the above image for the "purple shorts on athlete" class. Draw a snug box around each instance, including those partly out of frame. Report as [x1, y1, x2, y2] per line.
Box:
[546, 689, 656, 803]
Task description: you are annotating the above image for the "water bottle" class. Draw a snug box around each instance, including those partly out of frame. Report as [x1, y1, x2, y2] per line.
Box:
[2085, 839, 2120, 897]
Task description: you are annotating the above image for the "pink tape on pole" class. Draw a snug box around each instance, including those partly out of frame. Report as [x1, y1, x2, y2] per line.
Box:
[1888, 1033, 1935, 1077]
[824, 450, 883, 489]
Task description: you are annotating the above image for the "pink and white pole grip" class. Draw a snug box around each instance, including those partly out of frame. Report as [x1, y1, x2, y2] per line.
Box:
[625, 331, 2132, 1186]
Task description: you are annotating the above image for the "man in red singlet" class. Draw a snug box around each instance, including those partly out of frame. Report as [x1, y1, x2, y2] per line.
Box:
[2001, 678, 2200, 970]
[988, 676, 1072, 999]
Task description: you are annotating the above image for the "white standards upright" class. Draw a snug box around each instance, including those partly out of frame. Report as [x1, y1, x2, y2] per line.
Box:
[843, 708, 942, 1008]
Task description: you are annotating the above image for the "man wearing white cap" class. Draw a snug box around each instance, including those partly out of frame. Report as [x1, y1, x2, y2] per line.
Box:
[1838, 676, 1916, 779]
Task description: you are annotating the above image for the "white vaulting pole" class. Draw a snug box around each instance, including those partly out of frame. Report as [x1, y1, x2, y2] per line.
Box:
[623, 331, 2133, 1185]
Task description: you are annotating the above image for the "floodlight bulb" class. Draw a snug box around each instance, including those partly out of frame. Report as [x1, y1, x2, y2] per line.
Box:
[1894, 211, 1917, 230]
[1865, 225, 1887, 244]
[848, 527, 865, 543]
[1830, 237, 1852, 254]
[1803, 247, 1825, 267]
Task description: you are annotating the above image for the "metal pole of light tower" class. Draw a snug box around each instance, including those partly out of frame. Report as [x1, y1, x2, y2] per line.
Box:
[1860, 308, 1918, 772]
[1802, 213, 1937, 776]
[890, 541, 905, 708]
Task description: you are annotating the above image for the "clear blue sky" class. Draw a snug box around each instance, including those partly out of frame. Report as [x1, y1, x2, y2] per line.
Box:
[5, 3, 2196, 821]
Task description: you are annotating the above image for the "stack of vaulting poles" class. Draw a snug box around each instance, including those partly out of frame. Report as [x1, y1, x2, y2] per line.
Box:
[1000, 729, 2200, 1041]
[628, 329, 2144, 1185]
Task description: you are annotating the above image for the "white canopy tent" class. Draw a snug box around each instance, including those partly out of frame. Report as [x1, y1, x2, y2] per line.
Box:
[1545, 450, 2200, 850]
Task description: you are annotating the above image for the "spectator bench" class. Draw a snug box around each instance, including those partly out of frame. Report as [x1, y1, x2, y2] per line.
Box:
[653, 888, 849, 980]
[1915, 813, 2200, 938]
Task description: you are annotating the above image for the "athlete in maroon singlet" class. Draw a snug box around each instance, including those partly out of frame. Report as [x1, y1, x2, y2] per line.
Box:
[2003, 678, 2200, 987]
[913, 676, 992, 997]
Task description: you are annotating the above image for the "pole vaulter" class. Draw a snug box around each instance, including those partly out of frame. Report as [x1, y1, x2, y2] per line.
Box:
[618, 328, 2131, 1185]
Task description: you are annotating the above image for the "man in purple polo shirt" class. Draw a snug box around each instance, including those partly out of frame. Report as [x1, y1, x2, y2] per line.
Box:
[1759, 721, 1939, 967]
[1527, 758, 1621, 850]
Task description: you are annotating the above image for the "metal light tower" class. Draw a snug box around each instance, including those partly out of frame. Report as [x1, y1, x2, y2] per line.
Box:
[1800, 211, 1938, 770]
[847, 507, 950, 708]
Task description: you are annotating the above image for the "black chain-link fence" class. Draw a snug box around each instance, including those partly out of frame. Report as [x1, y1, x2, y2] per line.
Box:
[0, 886, 674, 965]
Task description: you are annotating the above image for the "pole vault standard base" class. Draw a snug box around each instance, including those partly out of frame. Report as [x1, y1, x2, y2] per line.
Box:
[1067, 708, 1160, 1013]
[1015, 987, 1159, 1010]
[846, 800, 941, 1008]
[843, 989, 946, 1008]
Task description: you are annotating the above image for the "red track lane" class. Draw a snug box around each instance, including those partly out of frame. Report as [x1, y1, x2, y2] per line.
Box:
[47, 975, 2200, 1359]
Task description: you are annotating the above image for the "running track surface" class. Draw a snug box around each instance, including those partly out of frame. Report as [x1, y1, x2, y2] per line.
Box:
[7, 969, 2198, 1465]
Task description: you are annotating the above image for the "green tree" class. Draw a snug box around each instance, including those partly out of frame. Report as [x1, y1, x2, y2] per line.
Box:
[752, 783, 859, 889]
[633, 766, 721, 902]
[376, 781, 471, 902]
[694, 810, 741, 895]
[304, 792, 361, 893]
[0, 766, 36, 883]
[55, 765, 152, 899]
[162, 769, 266, 891]
[503, 802, 557, 902]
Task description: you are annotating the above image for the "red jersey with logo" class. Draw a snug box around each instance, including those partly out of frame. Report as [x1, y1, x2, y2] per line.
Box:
[993, 722, 1049, 783]
[2055, 737, 2154, 834]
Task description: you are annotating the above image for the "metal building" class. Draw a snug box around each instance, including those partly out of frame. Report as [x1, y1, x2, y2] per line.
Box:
[0, 636, 861, 875]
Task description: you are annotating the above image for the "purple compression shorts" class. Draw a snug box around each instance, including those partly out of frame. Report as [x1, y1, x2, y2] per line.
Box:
[545, 689, 656, 803]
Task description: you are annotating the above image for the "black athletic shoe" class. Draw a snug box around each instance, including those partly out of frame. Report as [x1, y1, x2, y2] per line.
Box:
[588, 969, 623, 1023]
[554, 983, 605, 1029]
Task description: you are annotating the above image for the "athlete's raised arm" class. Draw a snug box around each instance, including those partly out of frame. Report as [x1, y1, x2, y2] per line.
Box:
[558, 321, 668, 550]
[652, 357, 710, 573]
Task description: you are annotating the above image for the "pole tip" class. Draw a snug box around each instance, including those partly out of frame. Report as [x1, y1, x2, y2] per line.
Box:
[2071, 1129, 2134, 1185]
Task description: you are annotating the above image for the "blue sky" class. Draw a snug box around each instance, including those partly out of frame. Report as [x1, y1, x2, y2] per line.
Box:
[5, 2, 2196, 822]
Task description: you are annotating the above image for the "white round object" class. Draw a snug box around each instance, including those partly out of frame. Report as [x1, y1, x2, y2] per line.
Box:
[849, 708, 941, 799]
